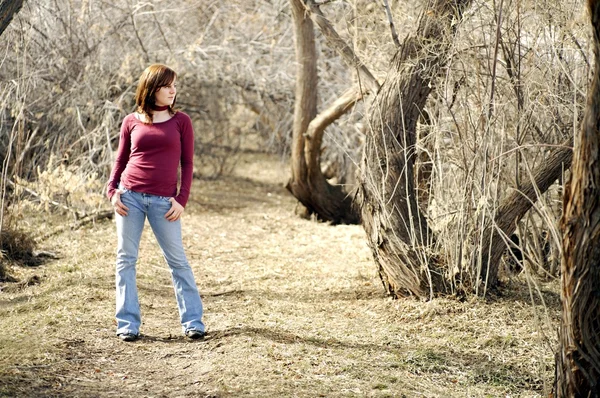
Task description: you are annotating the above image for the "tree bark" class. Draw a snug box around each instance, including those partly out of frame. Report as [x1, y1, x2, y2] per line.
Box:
[0, 0, 24, 38]
[356, 0, 472, 298]
[554, 0, 600, 394]
[287, 0, 360, 224]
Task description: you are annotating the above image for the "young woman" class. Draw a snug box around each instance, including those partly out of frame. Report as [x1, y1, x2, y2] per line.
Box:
[107, 64, 205, 342]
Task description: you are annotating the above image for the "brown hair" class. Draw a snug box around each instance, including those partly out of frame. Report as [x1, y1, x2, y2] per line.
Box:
[134, 64, 177, 123]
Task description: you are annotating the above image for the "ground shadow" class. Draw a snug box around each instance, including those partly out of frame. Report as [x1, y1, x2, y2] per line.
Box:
[0, 370, 220, 398]
[204, 325, 545, 392]
[189, 174, 290, 215]
[486, 278, 561, 311]
[208, 326, 401, 351]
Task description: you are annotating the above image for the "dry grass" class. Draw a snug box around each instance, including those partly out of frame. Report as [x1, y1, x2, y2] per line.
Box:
[0, 153, 559, 397]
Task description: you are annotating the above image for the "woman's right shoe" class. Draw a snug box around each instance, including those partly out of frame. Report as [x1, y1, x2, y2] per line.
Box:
[118, 333, 139, 342]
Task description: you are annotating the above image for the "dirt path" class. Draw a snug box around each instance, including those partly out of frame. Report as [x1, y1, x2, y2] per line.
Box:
[1, 153, 560, 397]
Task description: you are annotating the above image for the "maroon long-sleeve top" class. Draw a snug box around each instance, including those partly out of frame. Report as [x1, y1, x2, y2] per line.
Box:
[107, 111, 194, 207]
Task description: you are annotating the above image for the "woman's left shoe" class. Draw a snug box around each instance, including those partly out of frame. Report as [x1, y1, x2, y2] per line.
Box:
[185, 329, 206, 340]
[118, 333, 139, 342]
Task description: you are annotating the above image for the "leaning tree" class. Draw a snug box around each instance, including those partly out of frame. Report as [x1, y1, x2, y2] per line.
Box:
[0, 0, 26, 281]
[287, 0, 383, 224]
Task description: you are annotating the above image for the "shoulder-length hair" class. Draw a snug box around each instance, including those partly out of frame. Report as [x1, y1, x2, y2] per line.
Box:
[134, 64, 177, 123]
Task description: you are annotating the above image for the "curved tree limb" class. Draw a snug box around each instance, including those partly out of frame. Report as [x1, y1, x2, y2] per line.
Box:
[287, 0, 360, 224]
[305, 86, 363, 168]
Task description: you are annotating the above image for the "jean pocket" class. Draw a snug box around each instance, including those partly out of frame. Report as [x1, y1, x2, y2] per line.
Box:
[159, 196, 172, 202]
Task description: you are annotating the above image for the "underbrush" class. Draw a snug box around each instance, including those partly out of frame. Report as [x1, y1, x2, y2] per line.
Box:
[0, 227, 38, 282]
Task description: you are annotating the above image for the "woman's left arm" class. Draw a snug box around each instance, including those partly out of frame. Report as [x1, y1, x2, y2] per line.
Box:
[174, 113, 194, 208]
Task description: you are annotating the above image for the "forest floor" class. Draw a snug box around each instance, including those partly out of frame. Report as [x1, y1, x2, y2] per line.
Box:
[0, 152, 561, 398]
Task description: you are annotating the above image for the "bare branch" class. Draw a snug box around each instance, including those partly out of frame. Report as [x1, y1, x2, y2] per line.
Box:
[487, 0, 504, 121]
[130, 13, 150, 63]
[382, 0, 400, 48]
[477, 139, 573, 287]
[305, 86, 363, 167]
[304, 0, 380, 95]
[7, 179, 83, 218]
[35, 210, 114, 243]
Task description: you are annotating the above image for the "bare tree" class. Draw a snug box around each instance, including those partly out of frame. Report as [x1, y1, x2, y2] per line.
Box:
[554, 0, 600, 394]
[355, 0, 576, 298]
[285, 0, 578, 297]
[287, 0, 366, 224]
[355, 0, 473, 297]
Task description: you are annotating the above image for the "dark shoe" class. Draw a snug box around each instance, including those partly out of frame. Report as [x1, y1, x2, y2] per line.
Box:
[185, 329, 206, 340]
[118, 333, 139, 342]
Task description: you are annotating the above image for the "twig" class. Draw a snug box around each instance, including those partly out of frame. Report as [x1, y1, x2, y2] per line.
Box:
[35, 210, 113, 243]
[382, 0, 400, 47]
[151, 8, 173, 55]
[487, 0, 504, 121]
[130, 12, 150, 63]
[7, 179, 81, 217]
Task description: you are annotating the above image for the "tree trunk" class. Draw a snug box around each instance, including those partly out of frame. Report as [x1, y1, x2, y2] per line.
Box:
[286, 0, 360, 225]
[356, 0, 472, 298]
[0, 0, 24, 38]
[554, 0, 600, 394]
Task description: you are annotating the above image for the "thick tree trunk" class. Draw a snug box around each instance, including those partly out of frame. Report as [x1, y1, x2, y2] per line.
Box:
[356, 0, 472, 298]
[0, 0, 24, 37]
[475, 141, 573, 289]
[286, 0, 360, 224]
[554, 0, 600, 394]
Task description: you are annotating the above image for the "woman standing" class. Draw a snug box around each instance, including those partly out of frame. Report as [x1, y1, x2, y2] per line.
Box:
[107, 64, 205, 342]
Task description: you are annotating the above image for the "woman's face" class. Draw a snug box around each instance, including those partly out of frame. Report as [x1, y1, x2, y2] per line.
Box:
[154, 78, 177, 107]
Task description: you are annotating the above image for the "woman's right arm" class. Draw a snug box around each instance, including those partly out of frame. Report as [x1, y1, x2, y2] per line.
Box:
[107, 117, 132, 201]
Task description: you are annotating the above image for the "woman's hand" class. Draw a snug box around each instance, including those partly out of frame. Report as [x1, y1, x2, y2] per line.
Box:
[165, 198, 184, 221]
[111, 190, 129, 217]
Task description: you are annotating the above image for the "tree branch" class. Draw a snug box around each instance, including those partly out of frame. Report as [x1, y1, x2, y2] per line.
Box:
[382, 0, 400, 47]
[305, 86, 363, 167]
[304, 0, 380, 95]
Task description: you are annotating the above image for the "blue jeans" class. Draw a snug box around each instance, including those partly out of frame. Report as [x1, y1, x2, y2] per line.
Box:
[115, 186, 204, 336]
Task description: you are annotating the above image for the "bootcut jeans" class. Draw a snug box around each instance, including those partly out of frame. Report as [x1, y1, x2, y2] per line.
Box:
[114, 186, 205, 336]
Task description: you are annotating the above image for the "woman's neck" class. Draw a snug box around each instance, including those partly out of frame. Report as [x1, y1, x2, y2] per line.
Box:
[151, 109, 174, 123]
[152, 104, 170, 112]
